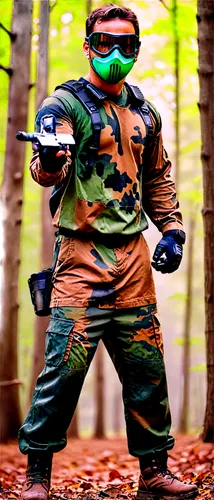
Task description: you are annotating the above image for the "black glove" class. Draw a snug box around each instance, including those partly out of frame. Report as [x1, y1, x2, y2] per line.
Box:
[152, 229, 186, 274]
[33, 143, 71, 173]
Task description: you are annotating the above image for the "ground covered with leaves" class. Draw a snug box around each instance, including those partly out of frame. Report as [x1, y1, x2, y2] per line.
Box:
[0, 435, 213, 499]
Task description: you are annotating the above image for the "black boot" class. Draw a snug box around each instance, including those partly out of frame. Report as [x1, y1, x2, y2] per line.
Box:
[20, 453, 52, 500]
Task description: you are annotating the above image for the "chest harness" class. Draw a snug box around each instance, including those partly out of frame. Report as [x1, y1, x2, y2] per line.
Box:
[50, 77, 158, 217]
[55, 77, 158, 170]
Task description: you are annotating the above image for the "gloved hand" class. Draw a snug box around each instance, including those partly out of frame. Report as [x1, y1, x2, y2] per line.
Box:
[152, 230, 186, 274]
[33, 143, 71, 173]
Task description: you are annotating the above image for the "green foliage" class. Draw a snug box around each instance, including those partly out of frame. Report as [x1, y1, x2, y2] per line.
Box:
[190, 363, 206, 372]
[181, 140, 200, 154]
[47, 0, 89, 89]
[173, 337, 204, 346]
[168, 292, 187, 301]
[179, 176, 202, 206]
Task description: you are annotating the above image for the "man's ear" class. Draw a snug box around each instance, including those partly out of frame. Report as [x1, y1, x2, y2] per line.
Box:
[83, 41, 90, 59]
[134, 49, 140, 63]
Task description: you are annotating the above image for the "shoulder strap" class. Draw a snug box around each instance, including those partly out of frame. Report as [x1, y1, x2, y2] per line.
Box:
[138, 104, 154, 145]
[55, 79, 159, 163]
[146, 100, 162, 136]
[125, 82, 154, 146]
[55, 78, 107, 174]
[124, 82, 145, 106]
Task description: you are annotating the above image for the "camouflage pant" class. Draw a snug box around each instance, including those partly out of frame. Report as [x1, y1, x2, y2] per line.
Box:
[18, 304, 174, 458]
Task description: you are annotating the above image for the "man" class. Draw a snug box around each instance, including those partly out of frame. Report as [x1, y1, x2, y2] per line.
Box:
[19, 4, 198, 500]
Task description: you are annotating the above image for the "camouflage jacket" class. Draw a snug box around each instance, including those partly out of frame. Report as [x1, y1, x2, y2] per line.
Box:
[30, 82, 183, 236]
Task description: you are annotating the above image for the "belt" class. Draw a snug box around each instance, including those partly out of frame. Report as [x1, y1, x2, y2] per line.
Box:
[57, 228, 139, 248]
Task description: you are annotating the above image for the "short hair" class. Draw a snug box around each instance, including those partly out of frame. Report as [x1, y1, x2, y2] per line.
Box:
[86, 3, 140, 37]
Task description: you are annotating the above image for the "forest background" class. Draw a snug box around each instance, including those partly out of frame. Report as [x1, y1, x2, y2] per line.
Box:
[0, 0, 205, 437]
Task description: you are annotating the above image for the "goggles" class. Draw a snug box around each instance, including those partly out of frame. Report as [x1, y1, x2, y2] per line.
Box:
[86, 32, 141, 58]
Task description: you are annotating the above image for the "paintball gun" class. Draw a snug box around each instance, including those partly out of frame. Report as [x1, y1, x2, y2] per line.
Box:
[16, 114, 75, 149]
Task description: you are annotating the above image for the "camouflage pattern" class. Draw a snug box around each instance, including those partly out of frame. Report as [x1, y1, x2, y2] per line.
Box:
[30, 84, 183, 236]
[50, 232, 156, 308]
[19, 304, 174, 457]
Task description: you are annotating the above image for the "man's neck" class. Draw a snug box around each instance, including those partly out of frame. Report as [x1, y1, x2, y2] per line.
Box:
[84, 69, 125, 95]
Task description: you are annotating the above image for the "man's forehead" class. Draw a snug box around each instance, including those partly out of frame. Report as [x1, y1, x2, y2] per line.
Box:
[92, 18, 136, 34]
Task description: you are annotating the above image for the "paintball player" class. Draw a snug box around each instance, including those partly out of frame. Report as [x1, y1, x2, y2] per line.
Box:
[18, 4, 198, 500]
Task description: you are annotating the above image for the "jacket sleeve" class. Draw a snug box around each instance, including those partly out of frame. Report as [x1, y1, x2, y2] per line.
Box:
[29, 97, 73, 187]
[142, 107, 184, 234]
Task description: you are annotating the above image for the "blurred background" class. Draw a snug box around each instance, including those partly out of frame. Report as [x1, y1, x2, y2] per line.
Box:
[0, 0, 205, 440]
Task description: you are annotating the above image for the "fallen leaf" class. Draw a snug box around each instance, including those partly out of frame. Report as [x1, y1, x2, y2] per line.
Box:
[109, 470, 123, 481]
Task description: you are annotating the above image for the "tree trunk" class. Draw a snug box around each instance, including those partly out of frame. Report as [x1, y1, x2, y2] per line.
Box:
[87, 0, 92, 17]
[94, 342, 105, 438]
[28, 0, 55, 404]
[197, 0, 214, 442]
[179, 213, 196, 433]
[67, 408, 79, 438]
[172, 0, 180, 194]
[0, 0, 33, 442]
[35, 0, 49, 112]
[113, 389, 122, 435]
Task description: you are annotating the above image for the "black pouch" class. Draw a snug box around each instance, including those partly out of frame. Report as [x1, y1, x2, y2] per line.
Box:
[28, 268, 53, 316]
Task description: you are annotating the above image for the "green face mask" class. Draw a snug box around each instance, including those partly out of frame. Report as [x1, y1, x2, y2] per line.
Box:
[91, 48, 135, 84]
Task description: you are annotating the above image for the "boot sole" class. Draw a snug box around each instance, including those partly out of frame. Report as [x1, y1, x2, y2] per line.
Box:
[136, 489, 199, 500]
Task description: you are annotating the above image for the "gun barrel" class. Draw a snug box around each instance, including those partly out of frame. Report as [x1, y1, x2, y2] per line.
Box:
[16, 131, 75, 147]
[16, 131, 38, 142]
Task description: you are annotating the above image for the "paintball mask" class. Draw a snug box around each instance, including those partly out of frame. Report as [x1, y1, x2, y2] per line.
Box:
[86, 32, 141, 84]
